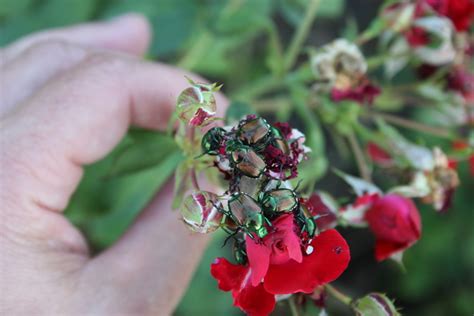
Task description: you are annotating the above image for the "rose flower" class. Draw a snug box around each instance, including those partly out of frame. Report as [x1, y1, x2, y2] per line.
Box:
[365, 194, 422, 261]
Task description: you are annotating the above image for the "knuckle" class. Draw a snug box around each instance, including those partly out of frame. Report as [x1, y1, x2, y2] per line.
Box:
[79, 52, 130, 75]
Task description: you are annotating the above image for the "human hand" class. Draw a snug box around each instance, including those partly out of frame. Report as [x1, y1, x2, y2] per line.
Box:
[0, 13, 227, 315]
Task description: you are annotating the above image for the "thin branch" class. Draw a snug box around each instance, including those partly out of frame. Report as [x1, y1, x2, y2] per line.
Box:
[284, 0, 321, 72]
[369, 111, 454, 139]
[288, 295, 301, 316]
[325, 284, 353, 306]
[347, 131, 372, 182]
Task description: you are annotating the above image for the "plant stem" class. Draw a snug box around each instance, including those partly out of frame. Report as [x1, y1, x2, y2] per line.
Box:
[347, 131, 372, 182]
[325, 284, 353, 306]
[288, 295, 300, 316]
[284, 0, 321, 72]
[368, 111, 454, 139]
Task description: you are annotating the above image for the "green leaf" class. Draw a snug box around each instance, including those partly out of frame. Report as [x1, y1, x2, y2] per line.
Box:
[102, 0, 199, 56]
[106, 130, 181, 177]
[333, 169, 382, 196]
[210, 0, 273, 36]
[376, 120, 435, 170]
[0, 0, 33, 18]
[87, 151, 182, 247]
[225, 100, 255, 124]
[0, 0, 96, 45]
[279, 0, 345, 26]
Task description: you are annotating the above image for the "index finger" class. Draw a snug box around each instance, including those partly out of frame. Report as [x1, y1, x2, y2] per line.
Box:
[1, 53, 228, 214]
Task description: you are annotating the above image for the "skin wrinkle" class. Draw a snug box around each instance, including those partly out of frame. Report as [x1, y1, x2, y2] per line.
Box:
[1, 15, 228, 314]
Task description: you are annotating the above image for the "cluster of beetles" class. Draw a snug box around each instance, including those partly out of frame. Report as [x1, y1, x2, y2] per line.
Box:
[201, 115, 318, 264]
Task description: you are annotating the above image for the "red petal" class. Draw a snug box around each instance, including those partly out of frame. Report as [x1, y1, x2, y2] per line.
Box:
[365, 194, 421, 244]
[367, 142, 393, 165]
[374, 239, 408, 261]
[246, 235, 271, 286]
[210, 258, 248, 292]
[235, 283, 276, 316]
[263, 229, 350, 294]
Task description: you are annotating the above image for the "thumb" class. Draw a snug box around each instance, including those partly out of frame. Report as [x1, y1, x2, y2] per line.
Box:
[79, 181, 210, 315]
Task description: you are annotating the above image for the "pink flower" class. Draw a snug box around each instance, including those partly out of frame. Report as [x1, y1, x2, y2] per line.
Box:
[365, 194, 422, 261]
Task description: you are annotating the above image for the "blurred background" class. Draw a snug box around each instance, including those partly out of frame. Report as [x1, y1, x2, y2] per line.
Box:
[1, 0, 473, 315]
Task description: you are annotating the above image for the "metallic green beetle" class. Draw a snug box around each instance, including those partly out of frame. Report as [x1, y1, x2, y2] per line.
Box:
[201, 127, 226, 155]
[227, 193, 269, 238]
[270, 126, 291, 155]
[229, 146, 266, 178]
[294, 210, 317, 238]
[238, 117, 271, 146]
[259, 188, 299, 214]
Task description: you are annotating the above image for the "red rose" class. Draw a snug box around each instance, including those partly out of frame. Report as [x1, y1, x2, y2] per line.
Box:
[426, 0, 474, 31]
[211, 214, 350, 316]
[210, 258, 275, 316]
[365, 194, 422, 261]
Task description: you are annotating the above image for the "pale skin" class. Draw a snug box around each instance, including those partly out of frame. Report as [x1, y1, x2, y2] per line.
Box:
[0, 13, 227, 315]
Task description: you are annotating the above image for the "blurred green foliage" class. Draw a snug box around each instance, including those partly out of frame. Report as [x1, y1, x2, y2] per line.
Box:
[1, 0, 472, 315]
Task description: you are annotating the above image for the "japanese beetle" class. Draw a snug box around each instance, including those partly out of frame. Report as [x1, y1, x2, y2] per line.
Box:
[238, 117, 271, 146]
[259, 188, 298, 214]
[302, 217, 316, 238]
[201, 127, 226, 155]
[294, 211, 317, 238]
[227, 193, 269, 238]
[230, 146, 266, 178]
[270, 126, 291, 155]
[233, 241, 248, 265]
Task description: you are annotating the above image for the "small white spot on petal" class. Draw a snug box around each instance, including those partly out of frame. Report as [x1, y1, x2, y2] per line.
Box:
[306, 245, 314, 255]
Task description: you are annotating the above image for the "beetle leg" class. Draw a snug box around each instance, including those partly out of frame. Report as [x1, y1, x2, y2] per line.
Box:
[222, 228, 240, 247]
[264, 216, 273, 227]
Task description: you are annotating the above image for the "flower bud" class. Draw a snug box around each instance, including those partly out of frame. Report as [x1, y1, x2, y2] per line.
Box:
[181, 191, 223, 233]
[353, 293, 400, 316]
[365, 194, 421, 261]
[176, 81, 219, 127]
[381, 2, 416, 33]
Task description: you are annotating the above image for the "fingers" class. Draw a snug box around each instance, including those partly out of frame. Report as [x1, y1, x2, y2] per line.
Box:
[1, 52, 228, 215]
[79, 181, 211, 315]
[1, 13, 151, 64]
[0, 13, 152, 115]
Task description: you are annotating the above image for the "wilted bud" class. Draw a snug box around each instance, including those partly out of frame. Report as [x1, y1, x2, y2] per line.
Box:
[311, 39, 367, 92]
[353, 293, 400, 316]
[412, 16, 455, 65]
[176, 80, 220, 127]
[421, 147, 460, 212]
[181, 191, 223, 233]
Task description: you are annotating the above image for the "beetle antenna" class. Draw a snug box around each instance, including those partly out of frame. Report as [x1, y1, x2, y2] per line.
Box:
[294, 179, 303, 192]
